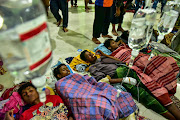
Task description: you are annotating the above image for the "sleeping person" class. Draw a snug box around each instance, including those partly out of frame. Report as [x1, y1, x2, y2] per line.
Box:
[53, 63, 137, 120]
[78, 49, 180, 120]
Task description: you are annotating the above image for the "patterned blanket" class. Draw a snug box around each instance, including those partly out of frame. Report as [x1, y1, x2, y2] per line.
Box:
[55, 73, 137, 119]
[111, 44, 179, 106]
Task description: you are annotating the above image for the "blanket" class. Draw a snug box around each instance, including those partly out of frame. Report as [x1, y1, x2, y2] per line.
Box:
[111, 44, 179, 106]
[55, 73, 137, 119]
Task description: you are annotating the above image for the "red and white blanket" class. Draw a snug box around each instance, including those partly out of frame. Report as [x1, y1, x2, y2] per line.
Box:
[111, 44, 179, 106]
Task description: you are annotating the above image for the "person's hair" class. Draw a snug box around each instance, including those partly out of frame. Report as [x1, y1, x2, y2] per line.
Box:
[80, 50, 88, 61]
[18, 82, 36, 97]
[104, 39, 114, 49]
[53, 64, 66, 80]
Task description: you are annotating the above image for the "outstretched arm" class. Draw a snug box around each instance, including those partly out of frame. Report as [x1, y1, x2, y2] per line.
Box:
[96, 50, 122, 62]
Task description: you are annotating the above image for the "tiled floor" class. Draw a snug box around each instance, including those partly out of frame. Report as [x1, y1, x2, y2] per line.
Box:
[0, 1, 179, 120]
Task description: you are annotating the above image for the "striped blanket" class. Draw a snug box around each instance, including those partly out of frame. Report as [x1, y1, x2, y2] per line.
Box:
[111, 44, 179, 106]
[55, 73, 137, 119]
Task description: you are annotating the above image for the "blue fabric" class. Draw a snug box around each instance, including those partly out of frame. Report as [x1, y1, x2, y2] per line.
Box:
[95, 0, 104, 7]
[94, 43, 112, 55]
[51, 61, 73, 73]
[75, 64, 88, 72]
[65, 57, 74, 64]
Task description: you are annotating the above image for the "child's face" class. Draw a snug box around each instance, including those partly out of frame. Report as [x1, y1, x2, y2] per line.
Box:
[58, 65, 70, 78]
[109, 40, 119, 50]
[84, 51, 97, 63]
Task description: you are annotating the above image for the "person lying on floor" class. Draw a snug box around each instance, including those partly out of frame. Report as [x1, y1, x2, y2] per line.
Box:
[79, 45, 180, 120]
[79, 49, 180, 120]
[4, 82, 73, 120]
[53, 63, 137, 120]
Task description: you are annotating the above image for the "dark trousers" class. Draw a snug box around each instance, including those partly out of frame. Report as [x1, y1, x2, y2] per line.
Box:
[71, 0, 77, 6]
[50, 0, 68, 28]
[93, 5, 111, 38]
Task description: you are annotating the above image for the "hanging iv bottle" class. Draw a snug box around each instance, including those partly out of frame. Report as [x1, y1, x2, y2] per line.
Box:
[157, 1, 180, 43]
[128, 8, 156, 67]
[0, 0, 52, 102]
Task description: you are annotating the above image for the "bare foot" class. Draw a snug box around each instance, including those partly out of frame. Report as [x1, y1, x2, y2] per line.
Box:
[117, 27, 125, 32]
[112, 30, 119, 36]
[75, 5, 78, 7]
[71, 5, 73, 7]
[92, 38, 101, 44]
[63, 27, 68, 32]
[57, 19, 63, 27]
[85, 9, 89, 13]
[102, 35, 113, 38]
[0, 84, 4, 92]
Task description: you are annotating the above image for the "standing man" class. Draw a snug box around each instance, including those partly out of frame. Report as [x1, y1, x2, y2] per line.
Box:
[50, 0, 69, 32]
[92, 0, 121, 44]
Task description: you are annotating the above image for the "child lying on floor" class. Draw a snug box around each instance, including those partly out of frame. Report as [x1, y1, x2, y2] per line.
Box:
[53, 63, 138, 120]
[79, 44, 180, 119]
[4, 82, 73, 120]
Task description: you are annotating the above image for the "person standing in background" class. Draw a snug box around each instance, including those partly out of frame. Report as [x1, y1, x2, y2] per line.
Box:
[50, 0, 69, 32]
[92, 0, 121, 44]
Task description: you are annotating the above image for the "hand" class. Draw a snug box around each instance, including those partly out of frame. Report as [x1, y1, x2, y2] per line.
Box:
[95, 50, 106, 56]
[4, 109, 15, 120]
[115, 7, 120, 17]
[67, 0, 70, 2]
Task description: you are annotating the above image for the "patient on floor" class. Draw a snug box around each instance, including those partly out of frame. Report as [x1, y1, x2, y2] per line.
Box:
[77, 48, 180, 120]
[53, 63, 138, 120]
[4, 82, 73, 120]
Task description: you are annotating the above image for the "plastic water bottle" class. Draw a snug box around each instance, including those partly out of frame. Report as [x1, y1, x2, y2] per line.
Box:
[128, 8, 156, 67]
[0, 0, 52, 102]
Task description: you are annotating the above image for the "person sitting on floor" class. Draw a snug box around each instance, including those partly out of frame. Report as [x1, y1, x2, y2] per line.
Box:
[53, 63, 137, 120]
[5, 82, 73, 120]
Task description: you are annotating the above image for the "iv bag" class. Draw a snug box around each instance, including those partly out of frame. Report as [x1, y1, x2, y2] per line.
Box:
[128, 8, 156, 51]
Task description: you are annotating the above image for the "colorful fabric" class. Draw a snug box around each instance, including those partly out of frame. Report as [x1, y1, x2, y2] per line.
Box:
[111, 44, 179, 106]
[20, 95, 68, 120]
[115, 66, 167, 114]
[152, 49, 180, 68]
[55, 73, 137, 119]
[69, 49, 100, 71]
[0, 92, 24, 120]
[95, 0, 113, 7]
[1, 85, 22, 100]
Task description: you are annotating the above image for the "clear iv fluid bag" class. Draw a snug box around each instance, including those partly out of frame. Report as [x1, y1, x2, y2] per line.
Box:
[0, 0, 52, 82]
[157, 10, 179, 42]
[128, 8, 156, 51]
